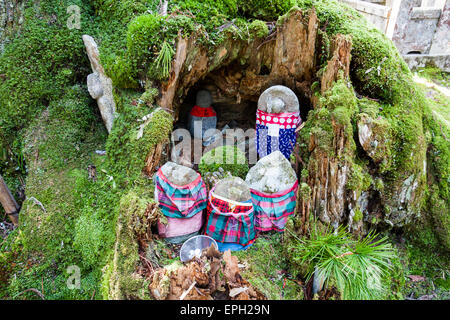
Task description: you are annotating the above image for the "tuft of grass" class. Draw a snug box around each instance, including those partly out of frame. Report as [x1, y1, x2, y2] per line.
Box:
[288, 227, 397, 300]
[154, 41, 176, 79]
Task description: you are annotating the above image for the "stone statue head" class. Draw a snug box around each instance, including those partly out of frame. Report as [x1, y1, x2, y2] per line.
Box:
[258, 85, 299, 113]
[268, 97, 285, 113]
[196, 89, 212, 108]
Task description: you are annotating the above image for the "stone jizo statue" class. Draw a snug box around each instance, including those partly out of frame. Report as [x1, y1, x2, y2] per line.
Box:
[256, 85, 301, 159]
[188, 89, 217, 140]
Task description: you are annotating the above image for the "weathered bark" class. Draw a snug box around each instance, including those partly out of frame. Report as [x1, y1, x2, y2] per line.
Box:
[0, 174, 19, 225]
[298, 34, 353, 230]
[144, 142, 164, 176]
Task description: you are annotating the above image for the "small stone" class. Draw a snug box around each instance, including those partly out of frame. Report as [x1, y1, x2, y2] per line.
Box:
[214, 177, 251, 203]
[87, 73, 103, 99]
[245, 151, 297, 194]
[160, 161, 199, 186]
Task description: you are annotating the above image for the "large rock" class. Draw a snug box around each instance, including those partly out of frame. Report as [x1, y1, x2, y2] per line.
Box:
[245, 151, 297, 194]
[357, 113, 392, 168]
[214, 177, 251, 203]
[82, 34, 116, 133]
[160, 161, 198, 186]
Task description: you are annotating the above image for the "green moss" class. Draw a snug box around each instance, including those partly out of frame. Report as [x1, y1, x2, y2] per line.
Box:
[171, 0, 238, 18]
[74, 214, 105, 268]
[106, 92, 173, 180]
[415, 67, 450, 88]
[248, 20, 269, 39]
[347, 162, 372, 193]
[0, 0, 96, 167]
[240, 0, 296, 20]
[353, 208, 363, 223]
[107, 189, 155, 299]
[3, 89, 108, 300]
[320, 80, 357, 131]
[198, 145, 249, 179]
[357, 98, 380, 119]
[234, 233, 303, 300]
[397, 229, 450, 298]
[374, 178, 384, 192]
[92, 0, 156, 24]
[299, 182, 312, 201]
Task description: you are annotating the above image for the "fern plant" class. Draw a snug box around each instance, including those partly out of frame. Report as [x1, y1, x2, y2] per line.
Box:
[154, 40, 175, 79]
[288, 227, 397, 300]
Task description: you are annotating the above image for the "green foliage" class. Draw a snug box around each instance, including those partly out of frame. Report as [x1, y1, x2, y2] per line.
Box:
[7, 261, 101, 300]
[320, 79, 357, 139]
[171, 0, 238, 18]
[92, 0, 157, 24]
[248, 20, 269, 38]
[2, 79, 109, 299]
[106, 13, 195, 86]
[199, 145, 249, 179]
[353, 208, 363, 223]
[21, 86, 100, 170]
[415, 67, 450, 88]
[397, 228, 450, 299]
[74, 214, 105, 268]
[239, 0, 296, 20]
[287, 227, 397, 299]
[106, 189, 154, 299]
[140, 87, 159, 106]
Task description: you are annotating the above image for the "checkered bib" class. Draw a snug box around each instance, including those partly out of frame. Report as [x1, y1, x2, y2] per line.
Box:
[256, 110, 301, 160]
[250, 181, 298, 232]
[155, 169, 208, 239]
[204, 189, 256, 247]
[155, 169, 207, 219]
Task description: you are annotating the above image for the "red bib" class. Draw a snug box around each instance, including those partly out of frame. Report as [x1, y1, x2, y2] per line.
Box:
[190, 105, 217, 117]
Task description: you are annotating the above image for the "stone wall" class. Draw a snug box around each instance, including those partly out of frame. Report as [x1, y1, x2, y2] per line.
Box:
[429, 0, 450, 54]
[403, 53, 450, 71]
[341, 0, 391, 32]
[392, 0, 442, 55]
[339, 0, 449, 71]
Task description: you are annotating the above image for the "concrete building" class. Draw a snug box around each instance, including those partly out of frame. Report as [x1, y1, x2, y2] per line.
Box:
[339, 0, 449, 71]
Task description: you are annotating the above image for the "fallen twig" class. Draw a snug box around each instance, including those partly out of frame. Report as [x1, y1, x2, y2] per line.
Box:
[25, 196, 46, 213]
[13, 288, 45, 300]
[139, 253, 155, 274]
[180, 280, 197, 300]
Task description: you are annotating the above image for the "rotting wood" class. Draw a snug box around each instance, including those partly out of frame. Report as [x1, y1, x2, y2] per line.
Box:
[0, 174, 19, 226]
[307, 35, 353, 227]
[144, 142, 164, 176]
[320, 34, 352, 95]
